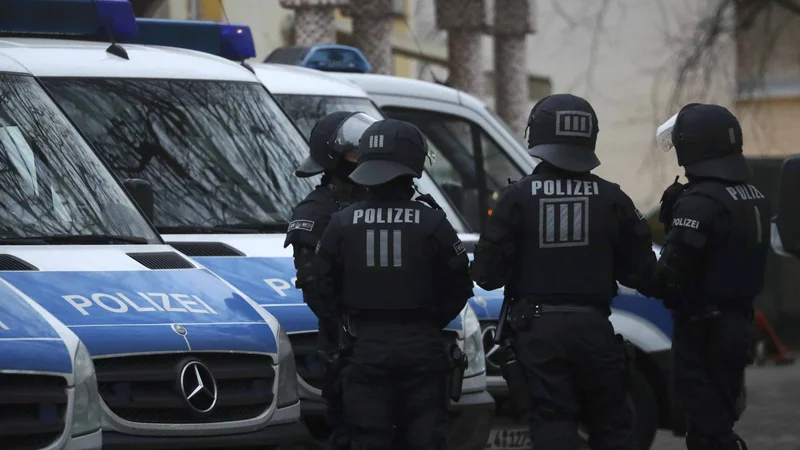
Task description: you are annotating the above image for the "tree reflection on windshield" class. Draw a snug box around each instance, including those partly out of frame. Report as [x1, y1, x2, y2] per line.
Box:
[0, 74, 158, 241]
[44, 78, 315, 230]
[274, 94, 385, 141]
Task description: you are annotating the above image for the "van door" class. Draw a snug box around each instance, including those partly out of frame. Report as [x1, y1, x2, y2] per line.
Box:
[382, 108, 526, 233]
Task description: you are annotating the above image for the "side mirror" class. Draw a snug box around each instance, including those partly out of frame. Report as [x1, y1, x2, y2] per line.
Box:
[775, 154, 800, 257]
[440, 182, 465, 211]
[123, 178, 154, 223]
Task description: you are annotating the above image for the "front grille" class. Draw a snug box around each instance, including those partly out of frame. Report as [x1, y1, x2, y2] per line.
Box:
[287, 333, 325, 390]
[0, 374, 67, 450]
[95, 353, 275, 424]
[480, 321, 504, 376]
[289, 330, 462, 391]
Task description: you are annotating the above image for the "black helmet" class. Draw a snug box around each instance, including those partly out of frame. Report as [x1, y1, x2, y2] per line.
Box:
[526, 94, 601, 172]
[348, 119, 428, 186]
[660, 103, 752, 182]
[295, 111, 378, 178]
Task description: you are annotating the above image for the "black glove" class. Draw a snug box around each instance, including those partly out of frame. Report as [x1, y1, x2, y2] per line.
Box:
[659, 176, 684, 226]
[416, 193, 443, 211]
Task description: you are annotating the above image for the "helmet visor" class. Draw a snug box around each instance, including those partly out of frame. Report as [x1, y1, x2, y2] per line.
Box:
[656, 112, 678, 152]
[329, 112, 379, 161]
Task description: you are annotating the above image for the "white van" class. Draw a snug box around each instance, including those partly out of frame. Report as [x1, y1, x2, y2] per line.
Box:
[260, 46, 681, 449]
[0, 3, 306, 449]
[31, 13, 494, 450]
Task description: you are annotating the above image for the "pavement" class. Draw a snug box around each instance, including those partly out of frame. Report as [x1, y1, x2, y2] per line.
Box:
[651, 363, 800, 450]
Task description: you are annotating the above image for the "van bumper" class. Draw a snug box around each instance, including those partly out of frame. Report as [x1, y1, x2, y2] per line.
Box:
[101, 421, 313, 450]
[300, 389, 494, 450]
[64, 429, 103, 450]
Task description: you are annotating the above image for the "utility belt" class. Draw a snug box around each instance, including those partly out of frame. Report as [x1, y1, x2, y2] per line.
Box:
[342, 309, 438, 331]
[672, 296, 753, 324]
[508, 298, 608, 332]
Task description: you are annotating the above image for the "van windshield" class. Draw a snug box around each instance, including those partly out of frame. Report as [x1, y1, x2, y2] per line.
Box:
[43, 78, 314, 232]
[273, 94, 384, 140]
[0, 74, 158, 242]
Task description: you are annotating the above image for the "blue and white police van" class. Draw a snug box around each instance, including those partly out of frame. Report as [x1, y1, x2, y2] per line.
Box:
[0, 2, 307, 449]
[0, 56, 105, 450]
[18, 9, 495, 450]
[261, 45, 681, 450]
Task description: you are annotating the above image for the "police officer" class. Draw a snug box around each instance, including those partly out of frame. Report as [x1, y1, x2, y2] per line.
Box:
[471, 94, 659, 450]
[656, 104, 768, 450]
[312, 118, 474, 449]
[285, 111, 378, 449]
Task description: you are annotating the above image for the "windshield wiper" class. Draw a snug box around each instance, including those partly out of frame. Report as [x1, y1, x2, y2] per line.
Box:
[157, 223, 289, 235]
[0, 234, 148, 245]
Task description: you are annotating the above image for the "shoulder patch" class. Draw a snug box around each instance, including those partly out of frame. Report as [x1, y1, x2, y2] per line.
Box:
[634, 208, 644, 221]
[453, 240, 466, 256]
[288, 219, 315, 232]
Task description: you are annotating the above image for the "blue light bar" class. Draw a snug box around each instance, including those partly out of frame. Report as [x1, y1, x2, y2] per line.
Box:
[134, 19, 256, 60]
[264, 45, 372, 73]
[0, 0, 138, 41]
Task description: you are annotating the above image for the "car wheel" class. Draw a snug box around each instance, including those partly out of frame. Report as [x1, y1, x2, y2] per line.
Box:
[578, 368, 659, 450]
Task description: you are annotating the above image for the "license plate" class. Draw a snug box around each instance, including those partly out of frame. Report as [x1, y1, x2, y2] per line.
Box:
[486, 428, 531, 450]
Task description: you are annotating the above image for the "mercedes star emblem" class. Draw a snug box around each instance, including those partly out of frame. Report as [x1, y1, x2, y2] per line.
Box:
[481, 325, 503, 370]
[179, 361, 218, 413]
[172, 324, 187, 336]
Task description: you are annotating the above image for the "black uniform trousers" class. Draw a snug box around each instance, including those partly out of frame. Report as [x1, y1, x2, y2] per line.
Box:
[512, 306, 636, 450]
[342, 322, 449, 450]
[317, 319, 349, 449]
[672, 309, 752, 445]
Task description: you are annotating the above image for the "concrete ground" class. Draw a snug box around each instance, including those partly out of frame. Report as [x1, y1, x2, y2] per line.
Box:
[651, 363, 800, 450]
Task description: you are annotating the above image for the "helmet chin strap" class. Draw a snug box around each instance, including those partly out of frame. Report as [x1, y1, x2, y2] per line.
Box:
[327, 171, 367, 205]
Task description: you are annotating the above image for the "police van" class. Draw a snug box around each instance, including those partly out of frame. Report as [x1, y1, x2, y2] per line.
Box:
[0, 2, 307, 449]
[0, 57, 105, 450]
[261, 45, 680, 449]
[23, 10, 495, 450]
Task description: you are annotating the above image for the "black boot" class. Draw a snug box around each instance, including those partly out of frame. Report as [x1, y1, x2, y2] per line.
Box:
[716, 434, 747, 450]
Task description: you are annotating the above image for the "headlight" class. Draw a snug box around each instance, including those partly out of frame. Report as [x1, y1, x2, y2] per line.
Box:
[276, 327, 299, 408]
[71, 341, 101, 437]
[461, 305, 486, 377]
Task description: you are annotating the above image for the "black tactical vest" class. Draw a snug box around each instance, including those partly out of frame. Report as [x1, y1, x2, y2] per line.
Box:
[510, 171, 621, 305]
[334, 200, 444, 312]
[680, 181, 770, 300]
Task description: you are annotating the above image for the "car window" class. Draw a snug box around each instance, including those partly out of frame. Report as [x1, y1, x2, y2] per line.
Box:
[44, 78, 314, 232]
[381, 107, 525, 231]
[274, 94, 385, 141]
[0, 74, 159, 242]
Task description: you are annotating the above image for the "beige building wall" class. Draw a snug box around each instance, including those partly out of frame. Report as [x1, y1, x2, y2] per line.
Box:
[736, 6, 800, 158]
